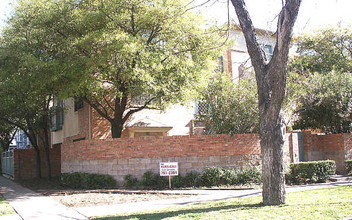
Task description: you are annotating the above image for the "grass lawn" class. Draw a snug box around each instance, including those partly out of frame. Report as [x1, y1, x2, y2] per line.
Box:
[93, 185, 352, 220]
[0, 195, 15, 216]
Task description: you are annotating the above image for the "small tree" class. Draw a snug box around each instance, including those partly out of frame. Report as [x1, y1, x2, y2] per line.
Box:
[200, 75, 259, 134]
[0, 2, 64, 178]
[289, 27, 352, 75]
[293, 72, 352, 134]
[19, 0, 223, 138]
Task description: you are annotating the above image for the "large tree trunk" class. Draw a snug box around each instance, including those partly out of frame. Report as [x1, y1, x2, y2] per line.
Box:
[231, 0, 301, 205]
[111, 120, 123, 138]
[43, 128, 52, 179]
[34, 148, 42, 179]
[42, 112, 52, 179]
[260, 107, 286, 204]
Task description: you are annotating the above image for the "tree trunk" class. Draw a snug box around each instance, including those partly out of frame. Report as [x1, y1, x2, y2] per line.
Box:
[44, 146, 51, 179]
[231, 0, 301, 205]
[111, 120, 123, 138]
[42, 114, 52, 179]
[34, 147, 42, 179]
[260, 112, 285, 204]
[43, 130, 52, 180]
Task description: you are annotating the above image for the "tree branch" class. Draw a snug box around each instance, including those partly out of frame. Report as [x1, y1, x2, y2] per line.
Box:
[83, 96, 113, 123]
[231, 0, 266, 74]
[122, 97, 155, 124]
[272, 0, 301, 66]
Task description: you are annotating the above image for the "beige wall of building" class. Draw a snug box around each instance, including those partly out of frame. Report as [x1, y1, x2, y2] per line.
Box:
[52, 98, 77, 144]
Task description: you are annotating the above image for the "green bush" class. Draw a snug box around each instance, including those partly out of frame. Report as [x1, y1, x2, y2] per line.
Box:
[182, 171, 201, 187]
[170, 175, 185, 188]
[346, 160, 352, 175]
[288, 160, 336, 184]
[199, 167, 225, 187]
[235, 167, 262, 185]
[285, 171, 295, 185]
[141, 170, 168, 189]
[122, 167, 262, 189]
[222, 168, 238, 185]
[124, 174, 139, 187]
[198, 166, 261, 187]
[61, 172, 116, 189]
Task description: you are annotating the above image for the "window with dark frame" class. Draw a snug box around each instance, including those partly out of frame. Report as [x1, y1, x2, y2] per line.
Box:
[50, 99, 64, 131]
[262, 45, 273, 62]
[74, 97, 83, 112]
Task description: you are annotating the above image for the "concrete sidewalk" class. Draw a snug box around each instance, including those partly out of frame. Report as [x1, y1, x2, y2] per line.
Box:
[0, 176, 88, 220]
[75, 179, 352, 218]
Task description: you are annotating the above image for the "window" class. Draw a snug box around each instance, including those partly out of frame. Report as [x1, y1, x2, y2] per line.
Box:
[195, 100, 210, 118]
[74, 97, 83, 111]
[262, 45, 273, 62]
[50, 100, 64, 131]
[215, 56, 224, 73]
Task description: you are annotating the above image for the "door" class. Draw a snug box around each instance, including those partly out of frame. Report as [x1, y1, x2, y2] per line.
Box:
[297, 132, 304, 162]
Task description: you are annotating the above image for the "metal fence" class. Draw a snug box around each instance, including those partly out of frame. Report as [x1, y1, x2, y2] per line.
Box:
[2, 150, 13, 177]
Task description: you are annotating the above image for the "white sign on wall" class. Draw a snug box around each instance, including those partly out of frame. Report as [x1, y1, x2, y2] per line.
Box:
[160, 162, 179, 176]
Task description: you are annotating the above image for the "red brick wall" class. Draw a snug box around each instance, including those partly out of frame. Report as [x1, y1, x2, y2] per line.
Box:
[302, 131, 350, 174]
[303, 132, 346, 152]
[13, 146, 61, 180]
[61, 134, 297, 184]
[62, 134, 262, 161]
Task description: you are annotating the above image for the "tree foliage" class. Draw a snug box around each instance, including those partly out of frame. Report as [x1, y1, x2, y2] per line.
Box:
[13, 0, 223, 138]
[289, 28, 352, 75]
[0, 0, 65, 178]
[293, 72, 352, 134]
[0, 123, 16, 151]
[200, 75, 259, 134]
[288, 27, 352, 133]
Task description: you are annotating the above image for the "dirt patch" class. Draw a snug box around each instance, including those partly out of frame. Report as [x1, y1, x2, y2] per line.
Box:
[50, 191, 190, 207]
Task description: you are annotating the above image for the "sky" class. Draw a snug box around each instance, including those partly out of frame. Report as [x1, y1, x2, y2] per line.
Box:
[198, 0, 352, 34]
[0, 0, 352, 34]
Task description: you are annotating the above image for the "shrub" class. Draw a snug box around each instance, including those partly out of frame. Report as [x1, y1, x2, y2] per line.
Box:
[199, 167, 225, 187]
[141, 170, 168, 189]
[123, 167, 262, 189]
[171, 175, 184, 188]
[140, 170, 154, 187]
[198, 166, 261, 187]
[346, 160, 352, 175]
[61, 172, 116, 189]
[285, 171, 295, 185]
[222, 168, 238, 185]
[61, 172, 86, 188]
[183, 171, 201, 187]
[124, 174, 139, 187]
[289, 160, 336, 184]
[236, 167, 262, 185]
